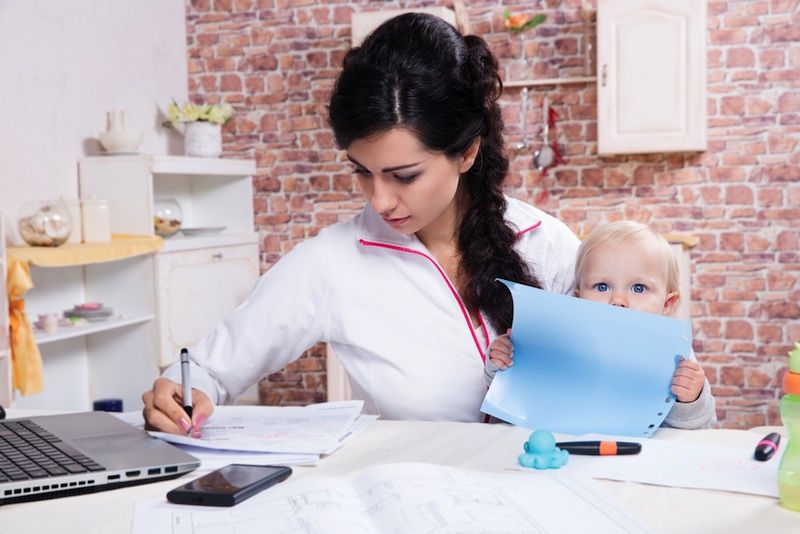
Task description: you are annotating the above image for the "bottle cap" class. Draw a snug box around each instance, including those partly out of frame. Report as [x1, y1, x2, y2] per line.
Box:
[789, 342, 800, 374]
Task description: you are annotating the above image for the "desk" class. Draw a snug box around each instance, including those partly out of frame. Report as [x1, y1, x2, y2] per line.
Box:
[2, 417, 797, 534]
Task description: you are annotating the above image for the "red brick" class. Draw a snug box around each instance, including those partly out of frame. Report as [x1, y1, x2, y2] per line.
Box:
[720, 366, 745, 385]
[710, 302, 745, 317]
[765, 302, 800, 319]
[777, 91, 800, 111]
[720, 96, 746, 115]
[720, 233, 744, 251]
[768, 270, 798, 290]
[725, 320, 754, 340]
[759, 49, 785, 68]
[726, 47, 755, 67]
[724, 185, 754, 204]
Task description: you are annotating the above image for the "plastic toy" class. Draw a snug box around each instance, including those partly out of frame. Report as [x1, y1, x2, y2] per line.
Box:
[518, 429, 569, 469]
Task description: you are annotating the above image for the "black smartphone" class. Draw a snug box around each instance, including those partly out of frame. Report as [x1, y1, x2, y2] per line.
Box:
[166, 464, 292, 507]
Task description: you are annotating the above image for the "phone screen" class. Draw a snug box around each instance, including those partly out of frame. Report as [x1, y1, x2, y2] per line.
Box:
[184, 464, 287, 494]
[168, 464, 292, 506]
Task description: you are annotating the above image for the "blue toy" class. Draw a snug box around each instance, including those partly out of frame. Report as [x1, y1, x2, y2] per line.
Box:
[518, 430, 569, 469]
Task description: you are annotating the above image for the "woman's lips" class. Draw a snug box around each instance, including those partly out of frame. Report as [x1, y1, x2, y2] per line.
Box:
[383, 216, 411, 228]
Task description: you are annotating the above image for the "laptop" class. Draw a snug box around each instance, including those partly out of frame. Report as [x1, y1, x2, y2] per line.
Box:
[0, 411, 199, 505]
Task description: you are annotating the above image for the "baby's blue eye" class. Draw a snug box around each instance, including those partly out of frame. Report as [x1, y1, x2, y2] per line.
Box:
[632, 283, 646, 293]
[595, 282, 609, 292]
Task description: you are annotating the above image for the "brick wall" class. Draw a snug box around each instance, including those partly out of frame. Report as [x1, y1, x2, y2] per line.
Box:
[185, 0, 800, 428]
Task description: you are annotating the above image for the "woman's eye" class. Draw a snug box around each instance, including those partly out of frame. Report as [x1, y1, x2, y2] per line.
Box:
[353, 167, 371, 176]
[595, 282, 609, 292]
[394, 173, 419, 184]
[632, 284, 647, 293]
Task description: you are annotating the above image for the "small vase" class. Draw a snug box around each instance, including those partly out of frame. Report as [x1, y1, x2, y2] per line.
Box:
[184, 121, 222, 158]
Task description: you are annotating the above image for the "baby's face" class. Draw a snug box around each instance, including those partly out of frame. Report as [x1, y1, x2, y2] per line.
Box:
[576, 239, 677, 316]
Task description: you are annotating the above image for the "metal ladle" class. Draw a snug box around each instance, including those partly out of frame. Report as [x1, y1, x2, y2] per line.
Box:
[533, 96, 556, 172]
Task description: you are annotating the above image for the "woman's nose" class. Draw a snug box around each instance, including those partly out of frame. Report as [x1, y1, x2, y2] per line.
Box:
[371, 178, 397, 214]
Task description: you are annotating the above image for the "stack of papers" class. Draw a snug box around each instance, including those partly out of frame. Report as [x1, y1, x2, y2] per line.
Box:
[116, 401, 377, 468]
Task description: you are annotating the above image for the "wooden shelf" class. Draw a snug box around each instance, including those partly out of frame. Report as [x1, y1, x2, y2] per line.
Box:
[7, 235, 162, 268]
[503, 77, 596, 88]
[34, 314, 155, 345]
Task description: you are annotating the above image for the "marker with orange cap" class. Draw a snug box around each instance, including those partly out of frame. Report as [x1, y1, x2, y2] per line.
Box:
[556, 440, 641, 456]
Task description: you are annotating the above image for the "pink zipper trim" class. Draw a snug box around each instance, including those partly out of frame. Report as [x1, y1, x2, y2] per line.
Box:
[515, 220, 542, 237]
[358, 238, 488, 362]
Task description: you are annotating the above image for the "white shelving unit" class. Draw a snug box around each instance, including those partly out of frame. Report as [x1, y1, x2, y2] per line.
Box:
[7, 246, 160, 412]
[79, 155, 260, 370]
[0, 156, 259, 411]
[0, 214, 11, 408]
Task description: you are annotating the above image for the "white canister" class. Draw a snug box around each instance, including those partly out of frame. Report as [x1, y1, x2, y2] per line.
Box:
[81, 197, 112, 242]
[63, 198, 82, 244]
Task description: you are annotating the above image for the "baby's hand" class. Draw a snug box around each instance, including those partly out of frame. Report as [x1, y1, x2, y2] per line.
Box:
[489, 329, 514, 370]
[671, 357, 705, 403]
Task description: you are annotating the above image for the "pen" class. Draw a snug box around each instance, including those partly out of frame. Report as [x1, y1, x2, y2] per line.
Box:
[754, 432, 781, 461]
[179, 348, 193, 421]
[555, 440, 642, 456]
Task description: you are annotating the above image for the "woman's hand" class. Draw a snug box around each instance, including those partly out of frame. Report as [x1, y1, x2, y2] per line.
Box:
[142, 378, 214, 437]
[489, 329, 514, 370]
[671, 358, 705, 403]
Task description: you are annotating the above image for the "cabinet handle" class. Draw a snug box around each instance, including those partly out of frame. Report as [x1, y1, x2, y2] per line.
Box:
[601, 64, 608, 87]
[212, 253, 223, 261]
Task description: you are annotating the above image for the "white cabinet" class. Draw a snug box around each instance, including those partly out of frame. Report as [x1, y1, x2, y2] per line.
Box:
[597, 0, 707, 155]
[155, 242, 258, 368]
[79, 155, 259, 370]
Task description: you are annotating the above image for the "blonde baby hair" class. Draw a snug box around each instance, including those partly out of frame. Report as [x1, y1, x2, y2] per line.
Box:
[574, 220, 679, 295]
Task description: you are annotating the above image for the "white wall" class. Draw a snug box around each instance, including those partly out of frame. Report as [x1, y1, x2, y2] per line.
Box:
[0, 0, 188, 243]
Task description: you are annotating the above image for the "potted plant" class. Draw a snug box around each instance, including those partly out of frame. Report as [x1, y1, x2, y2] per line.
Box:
[163, 100, 234, 158]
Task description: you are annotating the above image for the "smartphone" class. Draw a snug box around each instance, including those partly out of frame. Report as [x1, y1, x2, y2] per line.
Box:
[167, 464, 292, 507]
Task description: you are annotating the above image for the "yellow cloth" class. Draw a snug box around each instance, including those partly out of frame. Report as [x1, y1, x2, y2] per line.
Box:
[5, 234, 163, 395]
[7, 257, 43, 395]
[7, 234, 163, 267]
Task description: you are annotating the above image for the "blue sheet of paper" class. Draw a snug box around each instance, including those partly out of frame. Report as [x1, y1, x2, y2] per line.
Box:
[480, 280, 692, 437]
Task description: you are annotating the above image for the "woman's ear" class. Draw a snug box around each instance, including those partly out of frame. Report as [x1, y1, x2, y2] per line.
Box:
[458, 138, 481, 173]
[663, 291, 680, 316]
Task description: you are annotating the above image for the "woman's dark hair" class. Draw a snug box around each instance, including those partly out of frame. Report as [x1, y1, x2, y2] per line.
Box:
[328, 13, 541, 332]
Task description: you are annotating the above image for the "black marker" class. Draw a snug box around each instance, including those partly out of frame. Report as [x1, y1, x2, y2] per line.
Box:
[754, 432, 781, 461]
[556, 440, 642, 456]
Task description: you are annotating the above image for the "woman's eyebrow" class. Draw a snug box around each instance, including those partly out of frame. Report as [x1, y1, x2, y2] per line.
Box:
[346, 154, 423, 173]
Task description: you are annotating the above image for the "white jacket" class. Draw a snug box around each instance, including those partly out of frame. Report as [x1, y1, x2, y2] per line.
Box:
[163, 196, 580, 422]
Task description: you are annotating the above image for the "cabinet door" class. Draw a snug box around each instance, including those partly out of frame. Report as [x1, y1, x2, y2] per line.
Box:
[156, 244, 259, 367]
[597, 0, 706, 154]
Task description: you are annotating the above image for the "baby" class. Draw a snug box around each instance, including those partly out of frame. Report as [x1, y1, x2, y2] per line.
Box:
[486, 220, 716, 429]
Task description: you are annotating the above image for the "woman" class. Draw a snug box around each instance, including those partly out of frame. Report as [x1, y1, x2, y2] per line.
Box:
[143, 13, 579, 434]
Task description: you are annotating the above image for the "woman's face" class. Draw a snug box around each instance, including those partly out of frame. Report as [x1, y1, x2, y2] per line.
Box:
[347, 128, 476, 236]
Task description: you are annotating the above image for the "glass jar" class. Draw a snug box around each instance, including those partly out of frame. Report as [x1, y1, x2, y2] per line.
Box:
[17, 200, 73, 247]
[153, 198, 183, 238]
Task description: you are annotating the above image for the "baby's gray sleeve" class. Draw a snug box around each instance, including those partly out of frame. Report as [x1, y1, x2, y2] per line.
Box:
[662, 377, 717, 429]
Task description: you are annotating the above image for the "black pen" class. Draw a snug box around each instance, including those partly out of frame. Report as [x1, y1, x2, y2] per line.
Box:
[556, 440, 642, 456]
[179, 348, 193, 422]
[754, 432, 781, 461]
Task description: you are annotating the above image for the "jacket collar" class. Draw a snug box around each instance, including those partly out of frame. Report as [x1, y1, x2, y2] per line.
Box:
[355, 196, 542, 247]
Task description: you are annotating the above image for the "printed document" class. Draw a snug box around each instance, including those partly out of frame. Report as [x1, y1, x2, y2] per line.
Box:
[149, 401, 364, 454]
[133, 463, 650, 534]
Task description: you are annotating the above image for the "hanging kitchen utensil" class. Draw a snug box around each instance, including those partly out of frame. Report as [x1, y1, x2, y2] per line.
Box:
[533, 96, 556, 173]
[511, 87, 531, 152]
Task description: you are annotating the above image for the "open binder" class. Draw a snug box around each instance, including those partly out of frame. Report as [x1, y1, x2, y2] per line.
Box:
[481, 280, 692, 437]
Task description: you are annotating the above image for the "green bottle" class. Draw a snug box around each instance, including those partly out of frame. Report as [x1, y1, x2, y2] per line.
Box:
[779, 342, 800, 511]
